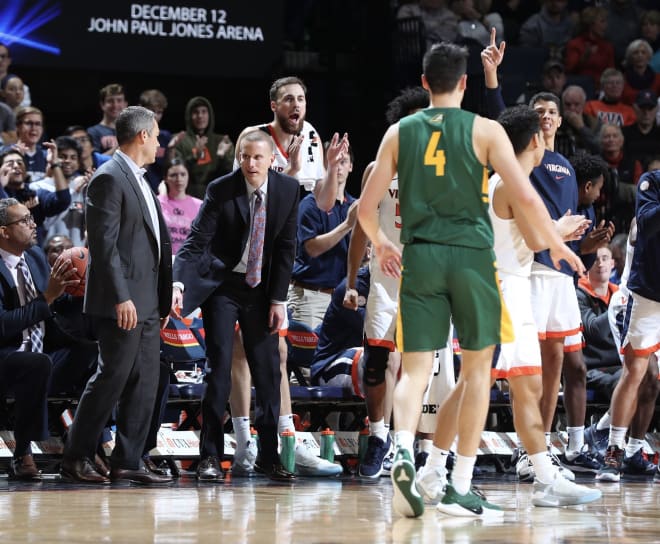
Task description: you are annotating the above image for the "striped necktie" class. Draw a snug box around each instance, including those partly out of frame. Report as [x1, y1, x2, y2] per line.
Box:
[245, 189, 265, 287]
[16, 258, 43, 353]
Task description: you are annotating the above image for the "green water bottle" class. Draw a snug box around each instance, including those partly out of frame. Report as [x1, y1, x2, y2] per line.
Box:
[280, 430, 296, 473]
[320, 428, 335, 463]
[358, 426, 370, 463]
[250, 427, 260, 455]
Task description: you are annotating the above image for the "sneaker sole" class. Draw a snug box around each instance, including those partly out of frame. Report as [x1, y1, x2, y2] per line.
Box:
[295, 464, 343, 477]
[436, 501, 504, 519]
[532, 489, 602, 507]
[391, 460, 424, 518]
[595, 472, 621, 482]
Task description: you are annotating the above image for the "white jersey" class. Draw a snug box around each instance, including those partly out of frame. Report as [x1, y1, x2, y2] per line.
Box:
[488, 173, 533, 278]
[234, 120, 325, 191]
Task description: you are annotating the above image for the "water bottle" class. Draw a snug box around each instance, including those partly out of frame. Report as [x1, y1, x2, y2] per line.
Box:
[358, 427, 370, 463]
[250, 427, 260, 455]
[279, 430, 296, 473]
[320, 428, 336, 463]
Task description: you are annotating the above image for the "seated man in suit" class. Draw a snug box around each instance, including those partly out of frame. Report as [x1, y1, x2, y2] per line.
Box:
[173, 129, 299, 482]
[0, 197, 79, 479]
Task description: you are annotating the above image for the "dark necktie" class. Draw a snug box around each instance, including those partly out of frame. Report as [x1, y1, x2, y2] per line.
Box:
[245, 189, 265, 288]
[16, 258, 43, 353]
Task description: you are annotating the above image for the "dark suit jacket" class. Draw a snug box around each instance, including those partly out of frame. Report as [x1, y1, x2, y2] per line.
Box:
[84, 153, 172, 320]
[0, 246, 53, 360]
[174, 169, 299, 315]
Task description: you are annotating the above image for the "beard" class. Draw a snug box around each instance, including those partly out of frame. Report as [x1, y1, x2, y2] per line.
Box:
[276, 111, 304, 135]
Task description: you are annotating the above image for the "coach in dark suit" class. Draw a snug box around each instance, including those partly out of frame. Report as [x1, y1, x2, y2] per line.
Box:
[0, 198, 81, 479]
[61, 106, 173, 485]
[173, 129, 299, 481]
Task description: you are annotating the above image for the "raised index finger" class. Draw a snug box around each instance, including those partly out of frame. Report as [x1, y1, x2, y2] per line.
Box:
[490, 27, 496, 47]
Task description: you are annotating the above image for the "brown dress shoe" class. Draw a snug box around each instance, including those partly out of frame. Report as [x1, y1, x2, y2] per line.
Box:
[61, 457, 111, 484]
[197, 456, 225, 482]
[111, 462, 173, 485]
[9, 454, 41, 480]
[94, 453, 111, 478]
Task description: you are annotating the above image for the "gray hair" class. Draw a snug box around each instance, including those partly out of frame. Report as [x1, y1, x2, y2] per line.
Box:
[240, 129, 274, 152]
[624, 39, 653, 67]
[115, 106, 156, 146]
[0, 198, 20, 226]
[562, 85, 586, 104]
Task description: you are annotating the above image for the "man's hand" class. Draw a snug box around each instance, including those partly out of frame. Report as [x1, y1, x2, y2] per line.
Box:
[549, 244, 586, 276]
[556, 210, 590, 241]
[343, 287, 359, 311]
[325, 132, 350, 169]
[115, 300, 138, 330]
[580, 219, 615, 255]
[374, 237, 402, 278]
[170, 286, 183, 319]
[160, 316, 170, 330]
[345, 199, 359, 230]
[562, 110, 585, 130]
[0, 163, 10, 188]
[481, 27, 506, 87]
[217, 135, 232, 157]
[43, 139, 58, 167]
[268, 303, 286, 334]
[43, 254, 79, 304]
[286, 134, 305, 176]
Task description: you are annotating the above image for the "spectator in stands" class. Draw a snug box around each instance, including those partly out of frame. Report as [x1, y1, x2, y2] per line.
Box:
[87, 83, 127, 156]
[44, 234, 72, 266]
[167, 96, 234, 199]
[516, 59, 567, 107]
[605, 0, 643, 65]
[564, 6, 614, 91]
[64, 125, 111, 174]
[288, 147, 358, 329]
[555, 85, 600, 158]
[0, 43, 31, 107]
[157, 159, 201, 254]
[453, 0, 504, 48]
[621, 39, 660, 106]
[599, 124, 642, 233]
[519, 0, 575, 58]
[396, 0, 460, 51]
[31, 137, 88, 248]
[623, 90, 660, 171]
[577, 247, 620, 370]
[641, 10, 660, 54]
[139, 89, 172, 192]
[608, 233, 627, 285]
[0, 75, 25, 113]
[0, 148, 70, 245]
[584, 69, 636, 129]
[0, 100, 15, 146]
[11, 107, 50, 181]
[491, 0, 540, 45]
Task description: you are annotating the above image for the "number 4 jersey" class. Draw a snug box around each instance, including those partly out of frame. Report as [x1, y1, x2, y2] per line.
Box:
[397, 108, 492, 249]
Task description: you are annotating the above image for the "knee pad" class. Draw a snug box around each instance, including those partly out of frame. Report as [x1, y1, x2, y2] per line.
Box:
[362, 344, 389, 387]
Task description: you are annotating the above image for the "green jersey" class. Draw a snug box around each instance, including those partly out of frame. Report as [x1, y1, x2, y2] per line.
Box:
[397, 107, 492, 249]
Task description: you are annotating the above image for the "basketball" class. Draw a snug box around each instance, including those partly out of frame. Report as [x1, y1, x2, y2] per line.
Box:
[60, 246, 88, 297]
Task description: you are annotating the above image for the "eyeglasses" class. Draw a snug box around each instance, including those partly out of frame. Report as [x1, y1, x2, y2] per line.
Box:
[73, 136, 91, 143]
[2, 214, 36, 227]
[3, 158, 25, 167]
[20, 121, 43, 128]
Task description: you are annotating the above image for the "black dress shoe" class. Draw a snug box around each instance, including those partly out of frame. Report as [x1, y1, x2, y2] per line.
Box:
[94, 453, 111, 478]
[9, 454, 41, 480]
[197, 456, 224, 482]
[111, 462, 173, 485]
[254, 459, 295, 482]
[143, 456, 171, 477]
[61, 457, 110, 484]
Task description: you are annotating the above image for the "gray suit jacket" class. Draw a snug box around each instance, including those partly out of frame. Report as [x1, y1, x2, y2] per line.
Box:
[83, 152, 172, 320]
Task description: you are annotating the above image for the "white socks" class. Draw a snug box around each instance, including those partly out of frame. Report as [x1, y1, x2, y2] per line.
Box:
[370, 419, 389, 443]
[451, 454, 476, 495]
[232, 417, 251, 446]
[278, 414, 295, 435]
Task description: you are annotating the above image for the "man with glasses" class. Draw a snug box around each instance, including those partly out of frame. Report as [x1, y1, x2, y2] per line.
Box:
[0, 148, 70, 245]
[0, 197, 82, 479]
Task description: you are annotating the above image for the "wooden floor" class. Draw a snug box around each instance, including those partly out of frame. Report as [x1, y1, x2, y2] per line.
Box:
[2, 471, 659, 543]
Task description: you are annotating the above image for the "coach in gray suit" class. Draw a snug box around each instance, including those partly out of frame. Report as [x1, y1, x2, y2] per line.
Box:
[61, 106, 173, 485]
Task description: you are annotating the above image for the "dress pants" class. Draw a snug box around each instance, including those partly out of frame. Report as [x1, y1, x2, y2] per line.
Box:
[64, 313, 161, 470]
[200, 273, 281, 466]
